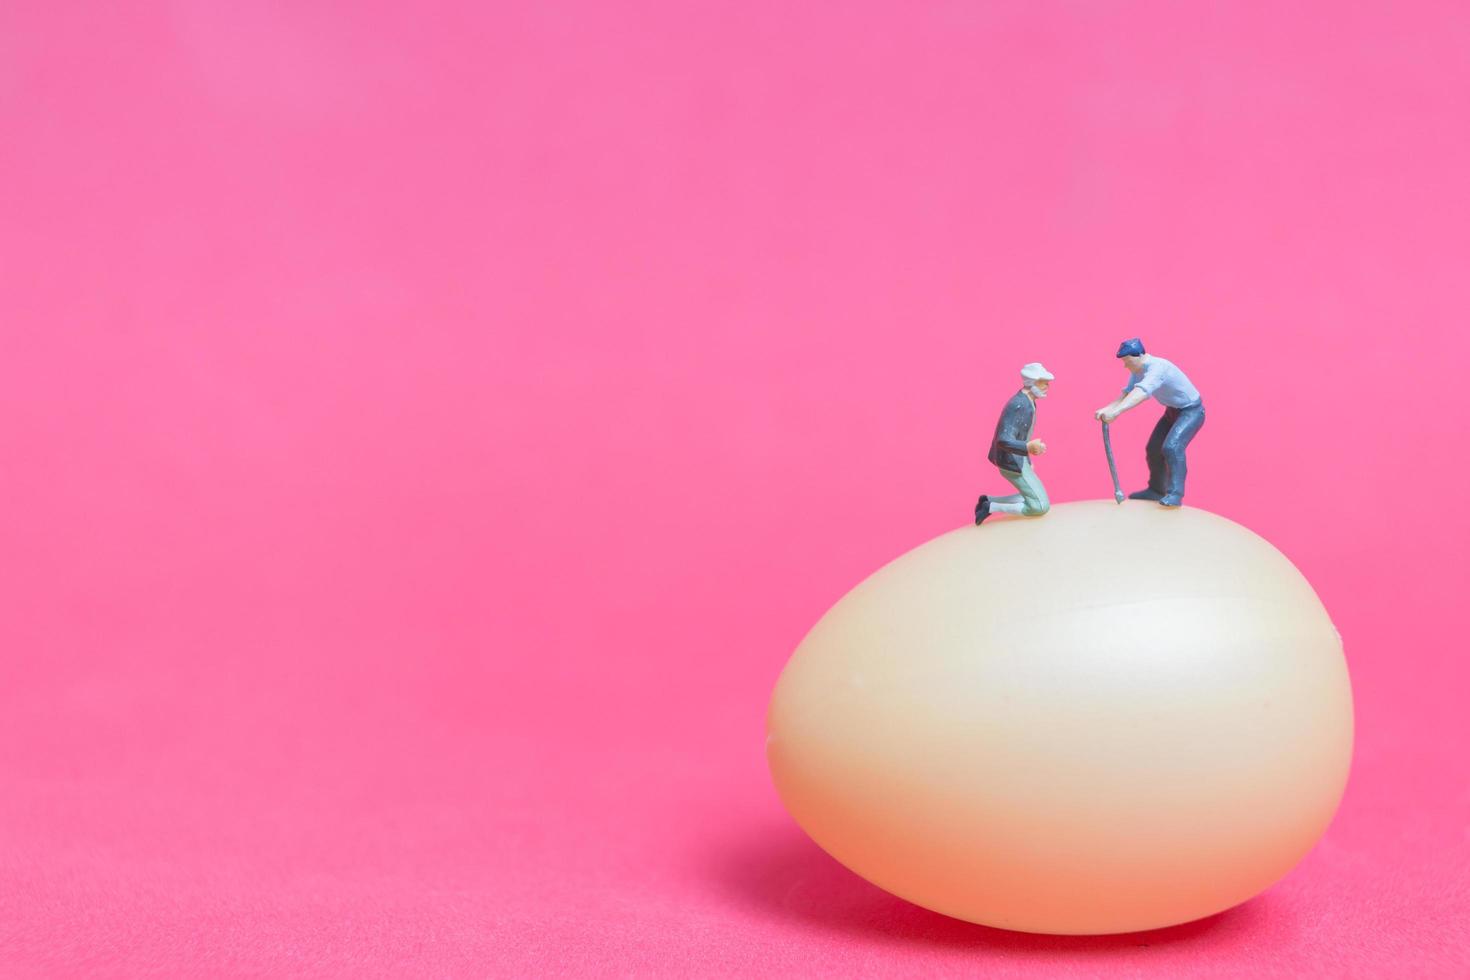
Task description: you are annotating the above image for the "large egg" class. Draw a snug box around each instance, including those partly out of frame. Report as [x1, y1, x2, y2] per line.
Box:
[766, 501, 1352, 934]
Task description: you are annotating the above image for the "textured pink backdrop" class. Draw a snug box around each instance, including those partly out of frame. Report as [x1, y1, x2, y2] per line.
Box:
[2, 2, 1467, 977]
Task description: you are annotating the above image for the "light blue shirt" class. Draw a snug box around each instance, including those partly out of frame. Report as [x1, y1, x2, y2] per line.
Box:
[1122, 356, 1201, 409]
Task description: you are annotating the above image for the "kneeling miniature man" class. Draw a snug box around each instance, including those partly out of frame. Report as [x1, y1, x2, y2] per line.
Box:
[975, 362, 1053, 525]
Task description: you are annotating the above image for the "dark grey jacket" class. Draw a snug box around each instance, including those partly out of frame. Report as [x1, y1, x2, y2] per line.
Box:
[987, 391, 1035, 473]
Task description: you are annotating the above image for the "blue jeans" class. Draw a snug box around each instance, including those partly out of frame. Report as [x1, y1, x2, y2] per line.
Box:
[1145, 401, 1205, 499]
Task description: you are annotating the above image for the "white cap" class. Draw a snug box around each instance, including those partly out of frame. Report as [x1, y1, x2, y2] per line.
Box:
[1020, 362, 1054, 382]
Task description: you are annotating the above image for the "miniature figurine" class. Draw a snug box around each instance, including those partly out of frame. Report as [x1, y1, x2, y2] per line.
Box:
[975, 363, 1053, 525]
[1092, 338, 1205, 507]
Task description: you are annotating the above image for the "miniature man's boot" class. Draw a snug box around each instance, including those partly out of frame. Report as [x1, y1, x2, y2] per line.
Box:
[974, 495, 991, 525]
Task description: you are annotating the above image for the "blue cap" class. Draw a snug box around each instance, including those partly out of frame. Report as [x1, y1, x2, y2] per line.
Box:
[1116, 338, 1146, 358]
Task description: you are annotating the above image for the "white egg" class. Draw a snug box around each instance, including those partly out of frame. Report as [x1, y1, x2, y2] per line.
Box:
[766, 501, 1352, 934]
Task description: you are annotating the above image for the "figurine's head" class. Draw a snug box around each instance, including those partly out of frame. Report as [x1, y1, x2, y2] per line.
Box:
[1020, 362, 1054, 398]
[1116, 337, 1147, 373]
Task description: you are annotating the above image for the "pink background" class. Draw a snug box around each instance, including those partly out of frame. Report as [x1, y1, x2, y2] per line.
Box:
[2, 2, 1467, 976]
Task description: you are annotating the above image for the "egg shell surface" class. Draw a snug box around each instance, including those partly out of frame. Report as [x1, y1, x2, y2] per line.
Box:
[766, 500, 1353, 935]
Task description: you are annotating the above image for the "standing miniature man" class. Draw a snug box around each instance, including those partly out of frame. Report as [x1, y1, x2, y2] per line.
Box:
[1093, 338, 1205, 507]
[975, 363, 1054, 525]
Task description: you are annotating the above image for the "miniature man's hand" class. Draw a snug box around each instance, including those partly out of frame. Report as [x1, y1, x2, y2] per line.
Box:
[1027, 439, 1046, 456]
[1096, 409, 1118, 423]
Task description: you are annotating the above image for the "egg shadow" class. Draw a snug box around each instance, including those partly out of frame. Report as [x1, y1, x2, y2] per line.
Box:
[714, 823, 1277, 955]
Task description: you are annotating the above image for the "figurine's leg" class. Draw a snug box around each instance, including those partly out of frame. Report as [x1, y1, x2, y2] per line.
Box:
[1159, 403, 1205, 506]
[1018, 464, 1050, 516]
[1140, 408, 1175, 497]
[990, 463, 1049, 516]
[988, 470, 1028, 514]
[978, 469, 1025, 524]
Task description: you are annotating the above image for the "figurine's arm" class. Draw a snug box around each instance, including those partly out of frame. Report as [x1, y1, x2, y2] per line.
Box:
[1111, 387, 1149, 416]
[1094, 387, 1148, 422]
[1097, 366, 1150, 419]
[994, 401, 1035, 456]
[996, 435, 1029, 455]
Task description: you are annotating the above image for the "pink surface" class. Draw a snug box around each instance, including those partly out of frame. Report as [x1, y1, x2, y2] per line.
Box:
[1, 2, 1466, 976]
